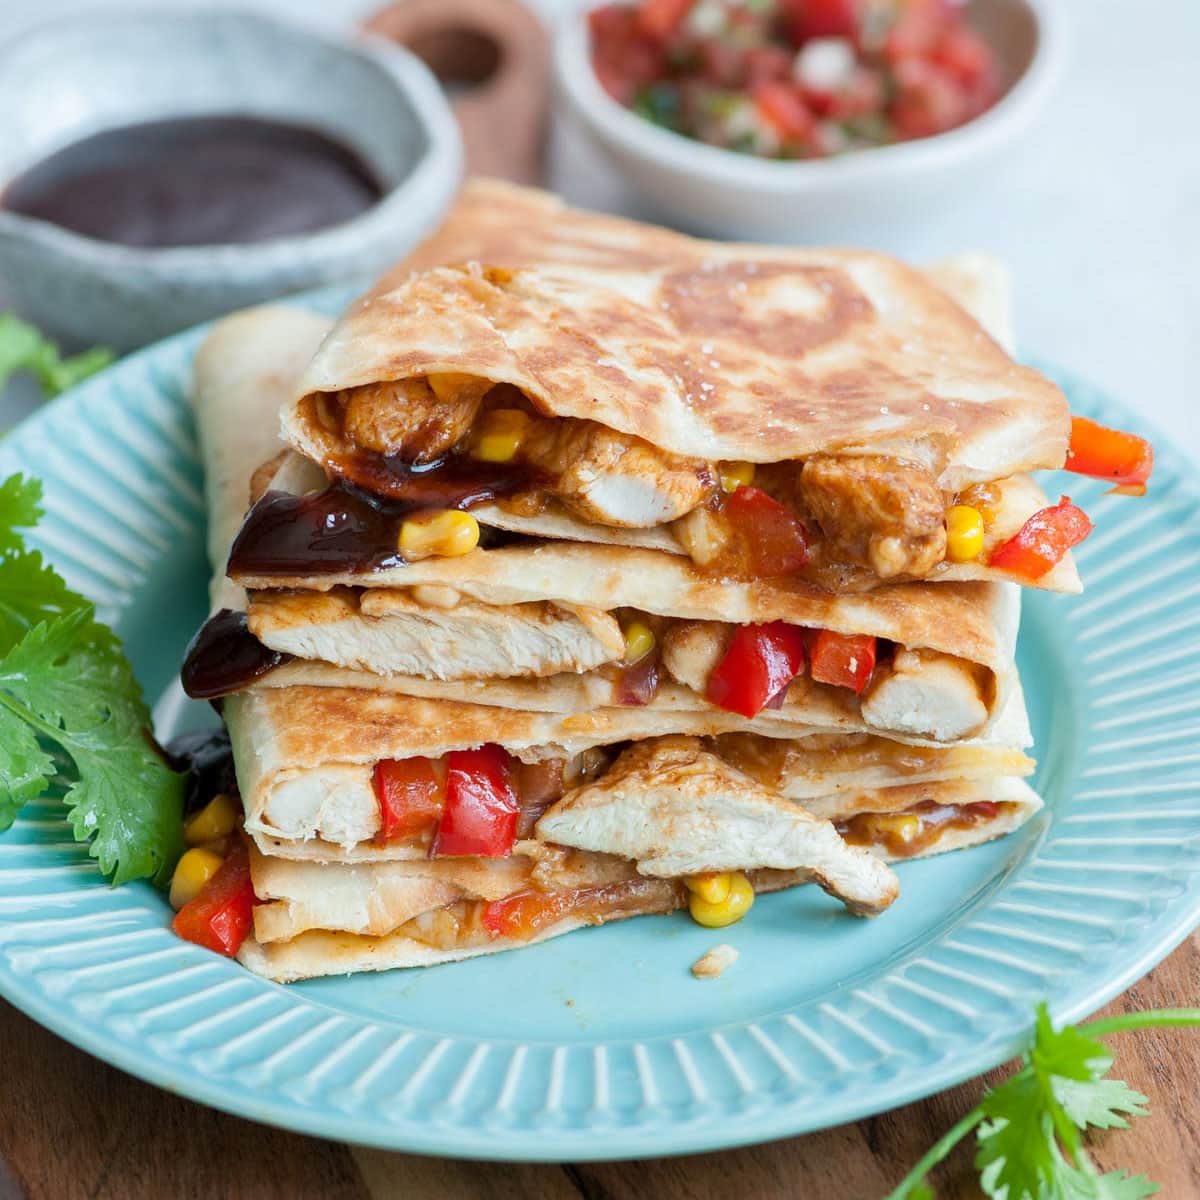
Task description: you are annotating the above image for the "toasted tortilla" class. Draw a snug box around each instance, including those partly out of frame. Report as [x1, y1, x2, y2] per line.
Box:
[237, 772, 1040, 983]
[225, 680, 1034, 857]
[191, 305, 333, 610]
[271, 179, 1077, 591]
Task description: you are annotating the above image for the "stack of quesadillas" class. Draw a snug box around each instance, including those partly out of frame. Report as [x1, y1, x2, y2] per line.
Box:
[179, 182, 1107, 983]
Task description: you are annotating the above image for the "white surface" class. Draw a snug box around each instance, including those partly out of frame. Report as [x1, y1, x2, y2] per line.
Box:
[1, 0, 1196, 458]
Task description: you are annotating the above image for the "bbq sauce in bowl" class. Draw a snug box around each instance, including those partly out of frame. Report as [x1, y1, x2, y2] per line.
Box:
[2, 116, 383, 247]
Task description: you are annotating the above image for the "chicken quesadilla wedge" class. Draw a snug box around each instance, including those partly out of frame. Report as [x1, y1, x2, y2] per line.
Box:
[254, 182, 1150, 599]
[277, 257, 1084, 594]
[188, 305, 1030, 744]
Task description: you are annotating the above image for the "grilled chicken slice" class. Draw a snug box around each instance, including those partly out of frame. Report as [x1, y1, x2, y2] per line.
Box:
[522, 418, 713, 528]
[537, 737, 899, 916]
[798, 454, 947, 579]
[337, 373, 491, 463]
[248, 587, 625, 680]
[860, 647, 990, 741]
[659, 620, 731, 691]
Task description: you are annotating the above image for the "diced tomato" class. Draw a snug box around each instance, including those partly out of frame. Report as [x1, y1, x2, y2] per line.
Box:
[753, 81, 816, 141]
[744, 45, 794, 87]
[780, 0, 859, 44]
[720, 486, 811, 577]
[882, 0, 952, 62]
[590, 5, 665, 103]
[373, 757, 443, 842]
[809, 629, 877, 694]
[987, 496, 1093, 581]
[638, 0, 695, 41]
[930, 26, 993, 89]
[1065, 416, 1154, 494]
[805, 66, 885, 119]
[432, 745, 519, 858]
[707, 622, 807, 718]
[890, 57, 969, 138]
[172, 841, 256, 958]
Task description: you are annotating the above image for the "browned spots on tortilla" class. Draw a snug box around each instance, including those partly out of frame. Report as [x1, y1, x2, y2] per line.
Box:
[658, 263, 873, 359]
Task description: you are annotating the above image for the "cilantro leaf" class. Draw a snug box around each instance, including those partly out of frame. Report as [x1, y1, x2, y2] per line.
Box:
[0, 548, 93, 654]
[0, 472, 42, 551]
[1053, 1077, 1150, 1132]
[0, 704, 55, 831]
[0, 608, 184, 885]
[976, 1071, 1059, 1200]
[0, 312, 113, 399]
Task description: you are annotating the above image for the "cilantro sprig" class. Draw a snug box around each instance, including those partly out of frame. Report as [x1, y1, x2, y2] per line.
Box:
[0, 473, 183, 884]
[887, 1004, 1200, 1199]
[0, 313, 113, 399]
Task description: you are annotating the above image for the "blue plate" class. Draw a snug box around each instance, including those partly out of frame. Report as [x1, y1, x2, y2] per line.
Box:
[1, 298, 1198, 1160]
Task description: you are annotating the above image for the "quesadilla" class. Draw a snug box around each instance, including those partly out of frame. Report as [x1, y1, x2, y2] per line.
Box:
[191, 304, 1029, 744]
[256, 181, 1109, 595]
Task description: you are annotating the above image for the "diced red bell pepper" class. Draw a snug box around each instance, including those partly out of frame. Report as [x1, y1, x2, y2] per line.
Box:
[432, 745, 519, 858]
[721, 486, 810, 577]
[987, 496, 1093, 581]
[707, 622, 807, 718]
[482, 889, 574, 939]
[637, 0, 694, 40]
[373, 757, 443, 842]
[752, 81, 816, 141]
[809, 629, 877, 694]
[172, 841, 256, 958]
[1065, 416, 1154, 494]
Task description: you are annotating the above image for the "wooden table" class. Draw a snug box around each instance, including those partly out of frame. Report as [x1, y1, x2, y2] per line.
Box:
[2, 933, 1195, 1200]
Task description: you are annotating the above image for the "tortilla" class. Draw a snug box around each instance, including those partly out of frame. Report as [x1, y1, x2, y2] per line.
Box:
[225, 680, 1034, 856]
[269, 179, 1077, 592]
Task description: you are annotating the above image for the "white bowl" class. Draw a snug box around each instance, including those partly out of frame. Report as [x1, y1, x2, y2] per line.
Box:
[555, 0, 1063, 240]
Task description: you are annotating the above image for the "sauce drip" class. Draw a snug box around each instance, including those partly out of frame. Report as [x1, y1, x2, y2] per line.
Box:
[181, 609, 293, 700]
[329, 447, 538, 510]
[165, 726, 237, 816]
[227, 468, 534, 579]
[2, 117, 382, 247]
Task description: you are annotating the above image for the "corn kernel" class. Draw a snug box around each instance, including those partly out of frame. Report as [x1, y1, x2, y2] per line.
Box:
[945, 505, 985, 562]
[169, 847, 224, 911]
[685, 872, 733, 905]
[719, 461, 755, 493]
[688, 871, 755, 928]
[426, 371, 477, 404]
[471, 409, 531, 463]
[399, 509, 480, 560]
[622, 620, 656, 665]
[183, 792, 240, 847]
[871, 813, 922, 844]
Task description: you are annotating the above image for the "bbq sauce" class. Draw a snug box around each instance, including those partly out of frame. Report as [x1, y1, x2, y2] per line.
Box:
[228, 465, 535, 579]
[2, 117, 382, 247]
[181, 608, 293, 700]
[166, 727, 238, 816]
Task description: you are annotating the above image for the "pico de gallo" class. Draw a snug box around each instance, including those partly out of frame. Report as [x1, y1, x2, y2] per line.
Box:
[588, 0, 1004, 160]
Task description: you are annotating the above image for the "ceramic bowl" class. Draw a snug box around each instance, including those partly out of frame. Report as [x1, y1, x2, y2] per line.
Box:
[555, 0, 1062, 240]
[0, 9, 462, 351]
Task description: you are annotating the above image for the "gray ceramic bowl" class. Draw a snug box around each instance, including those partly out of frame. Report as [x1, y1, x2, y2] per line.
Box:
[0, 9, 462, 351]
